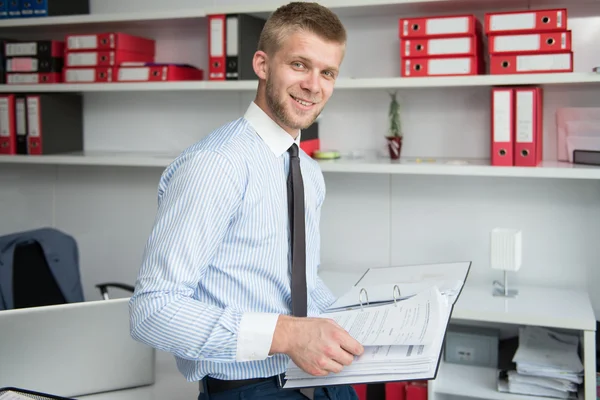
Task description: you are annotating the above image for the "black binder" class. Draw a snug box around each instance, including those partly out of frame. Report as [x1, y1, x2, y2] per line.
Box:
[0, 387, 74, 400]
[225, 14, 266, 80]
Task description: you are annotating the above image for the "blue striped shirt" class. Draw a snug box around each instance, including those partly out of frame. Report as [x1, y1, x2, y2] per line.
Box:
[129, 102, 337, 382]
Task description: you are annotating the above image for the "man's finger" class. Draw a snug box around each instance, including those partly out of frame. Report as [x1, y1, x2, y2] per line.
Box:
[339, 334, 364, 356]
[332, 348, 355, 366]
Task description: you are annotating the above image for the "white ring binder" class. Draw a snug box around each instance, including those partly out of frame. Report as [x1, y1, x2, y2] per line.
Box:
[359, 288, 369, 311]
[393, 284, 401, 306]
[358, 285, 403, 311]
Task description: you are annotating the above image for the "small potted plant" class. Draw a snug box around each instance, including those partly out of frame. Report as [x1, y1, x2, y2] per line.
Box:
[385, 91, 403, 160]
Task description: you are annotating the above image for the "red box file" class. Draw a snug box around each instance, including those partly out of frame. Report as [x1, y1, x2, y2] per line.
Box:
[401, 55, 483, 77]
[491, 87, 514, 166]
[115, 64, 204, 82]
[385, 382, 407, 399]
[352, 384, 367, 400]
[208, 14, 226, 80]
[401, 35, 481, 58]
[405, 382, 427, 400]
[489, 31, 571, 54]
[6, 72, 62, 84]
[490, 51, 573, 74]
[66, 49, 155, 67]
[63, 67, 114, 83]
[485, 8, 567, 35]
[399, 14, 480, 38]
[0, 94, 16, 155]
[66, 33, 155, 56]
[514, 87, 543, 167]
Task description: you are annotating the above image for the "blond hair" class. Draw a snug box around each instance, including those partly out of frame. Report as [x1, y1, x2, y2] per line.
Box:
[257, 2, 346, 55]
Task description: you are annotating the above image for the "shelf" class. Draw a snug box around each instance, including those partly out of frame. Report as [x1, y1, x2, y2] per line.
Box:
[0, 80, 259, 93]
[319, 157, 600, 180]
[0, 9, 207, 31]
[0, 151, 179, 168]
[0, 73, 599, 93]
[452, 284, 596, 331]
[3, 152, 600, 181]
[434, 360, 551, 400]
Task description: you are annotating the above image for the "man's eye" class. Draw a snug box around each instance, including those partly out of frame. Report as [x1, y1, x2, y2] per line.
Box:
[293, 62, 304, 68]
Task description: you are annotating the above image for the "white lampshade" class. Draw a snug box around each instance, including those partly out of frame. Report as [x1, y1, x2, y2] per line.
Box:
[490, 228, 522, 272]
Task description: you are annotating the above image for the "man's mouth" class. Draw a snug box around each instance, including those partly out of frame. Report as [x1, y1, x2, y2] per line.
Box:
[290, 94, 315, 107]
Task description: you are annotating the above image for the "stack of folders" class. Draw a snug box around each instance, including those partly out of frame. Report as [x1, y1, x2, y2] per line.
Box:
[398, 14, 485, 78]
[497, 326, 583, 399]
[282, 261, 472, 389]
[490, 85, 544, 167]
[484, 8, 572, 75]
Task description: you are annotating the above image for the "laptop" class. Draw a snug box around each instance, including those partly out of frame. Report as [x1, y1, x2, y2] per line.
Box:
[0, 297, 156, 397]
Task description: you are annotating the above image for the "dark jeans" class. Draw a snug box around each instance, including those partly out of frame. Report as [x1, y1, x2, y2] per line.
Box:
[198, 378, 359, 400]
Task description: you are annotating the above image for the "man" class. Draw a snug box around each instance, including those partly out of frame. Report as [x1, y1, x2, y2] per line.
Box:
[129, 2, 363, 399]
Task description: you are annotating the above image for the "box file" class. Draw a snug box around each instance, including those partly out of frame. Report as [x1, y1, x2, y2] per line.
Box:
[225, 14, 266, 80]
[25, 94, 83, 155]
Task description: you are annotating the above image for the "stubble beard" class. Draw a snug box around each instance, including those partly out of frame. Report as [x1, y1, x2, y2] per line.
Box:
[265, 74, 322, 131]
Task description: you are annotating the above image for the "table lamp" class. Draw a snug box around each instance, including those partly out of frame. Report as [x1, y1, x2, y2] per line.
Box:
[490, 228, 522, 298]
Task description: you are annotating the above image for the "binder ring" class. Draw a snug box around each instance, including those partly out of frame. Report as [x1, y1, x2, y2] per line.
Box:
[393, 285, 401, 306]
[359, 288, 369, 311]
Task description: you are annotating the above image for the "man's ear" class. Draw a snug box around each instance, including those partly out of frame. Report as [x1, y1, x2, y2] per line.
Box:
[253, 50, 268, 80]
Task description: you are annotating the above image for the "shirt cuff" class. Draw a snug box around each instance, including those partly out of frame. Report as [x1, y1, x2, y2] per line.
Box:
[235, 312, 280, 362]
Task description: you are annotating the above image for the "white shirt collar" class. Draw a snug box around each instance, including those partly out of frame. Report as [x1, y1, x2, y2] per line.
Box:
[244, 101, 301, 157]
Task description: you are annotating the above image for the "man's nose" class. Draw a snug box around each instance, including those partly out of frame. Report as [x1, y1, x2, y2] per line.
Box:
[300, 71, 320, 93]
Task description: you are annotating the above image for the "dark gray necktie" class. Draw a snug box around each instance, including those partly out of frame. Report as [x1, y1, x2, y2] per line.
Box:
[287, 143, 307, 318]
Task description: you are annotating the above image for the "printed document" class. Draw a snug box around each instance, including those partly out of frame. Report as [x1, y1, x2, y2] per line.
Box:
[323, 286, 447, 346]
[283, 261, 471, 389]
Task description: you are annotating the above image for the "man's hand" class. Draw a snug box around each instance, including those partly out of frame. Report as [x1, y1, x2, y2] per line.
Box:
[270, 315, 364, 376]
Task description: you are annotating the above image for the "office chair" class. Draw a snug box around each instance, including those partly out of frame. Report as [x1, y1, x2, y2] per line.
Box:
[0, 227, 135, 311]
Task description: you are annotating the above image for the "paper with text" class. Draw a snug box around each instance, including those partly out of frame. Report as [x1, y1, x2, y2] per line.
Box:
[322, 286, 448, 346]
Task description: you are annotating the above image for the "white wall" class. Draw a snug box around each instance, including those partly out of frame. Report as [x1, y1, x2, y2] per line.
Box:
[0, 0, 599, 317]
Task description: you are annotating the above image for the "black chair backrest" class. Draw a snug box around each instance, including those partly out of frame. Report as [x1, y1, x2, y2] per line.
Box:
[12, 240, 66, 309]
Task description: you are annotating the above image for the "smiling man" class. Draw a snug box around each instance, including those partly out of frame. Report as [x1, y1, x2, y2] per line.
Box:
[129, 2, 362, 400]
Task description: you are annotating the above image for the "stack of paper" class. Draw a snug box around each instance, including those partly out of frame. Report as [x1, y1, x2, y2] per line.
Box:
[283, 261, 472, 389]
[498, 326, 583, 399]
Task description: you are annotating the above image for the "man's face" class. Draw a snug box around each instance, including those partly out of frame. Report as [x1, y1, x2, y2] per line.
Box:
[264, 30, 345, 134]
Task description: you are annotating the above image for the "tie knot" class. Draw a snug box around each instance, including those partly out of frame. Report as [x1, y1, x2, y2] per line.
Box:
[288, 143, 299, 158]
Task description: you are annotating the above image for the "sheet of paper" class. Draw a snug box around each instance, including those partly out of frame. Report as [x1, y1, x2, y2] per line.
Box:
[322, 286, 448, 346]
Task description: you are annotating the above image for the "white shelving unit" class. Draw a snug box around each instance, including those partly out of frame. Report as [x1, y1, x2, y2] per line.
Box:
[4, 152, 600, 180]
[0, 1, 597, 400]
[0, 72, 598, 93]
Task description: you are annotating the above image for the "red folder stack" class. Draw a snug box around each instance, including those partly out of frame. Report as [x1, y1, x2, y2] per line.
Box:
[484, 8, 572, 74]
[62, 32, 156, 83]
[490, 86, 544, 167]
[398, 14, 485, 77]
